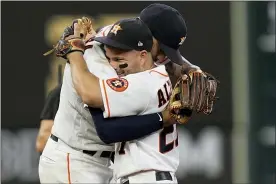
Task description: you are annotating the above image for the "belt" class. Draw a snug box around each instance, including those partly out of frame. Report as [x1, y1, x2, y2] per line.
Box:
[156, 171, 173, 181]
[121, 171, 172, 184]
[50, 134, 114, 161]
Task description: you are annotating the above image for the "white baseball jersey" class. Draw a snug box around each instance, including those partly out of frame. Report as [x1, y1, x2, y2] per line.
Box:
[51, 26, 118, 151]
[39, 26, 116, 184]
[99, 65, 179, 179]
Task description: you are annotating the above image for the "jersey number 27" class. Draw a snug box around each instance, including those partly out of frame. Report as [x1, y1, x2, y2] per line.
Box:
[118, 125, 178, 154]
[159, 125, 178, 154]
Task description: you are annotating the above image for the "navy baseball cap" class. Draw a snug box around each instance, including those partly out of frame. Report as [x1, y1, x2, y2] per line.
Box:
[140, 3, 187, 64]
[95, 18, 153, 52]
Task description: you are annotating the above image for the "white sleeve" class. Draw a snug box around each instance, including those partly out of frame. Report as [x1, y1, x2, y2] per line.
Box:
[95, 25, 113, 38]
[99, 74, 151, 118]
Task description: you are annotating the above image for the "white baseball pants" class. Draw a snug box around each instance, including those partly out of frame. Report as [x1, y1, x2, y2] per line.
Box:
[39, 136, 113, 183]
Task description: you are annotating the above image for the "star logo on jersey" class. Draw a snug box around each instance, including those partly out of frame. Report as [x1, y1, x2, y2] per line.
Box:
[112, 80, 122, 87]
[178, 37, 185, 45]
[110, 24, 122, 35]
[106, 78, 128, 92]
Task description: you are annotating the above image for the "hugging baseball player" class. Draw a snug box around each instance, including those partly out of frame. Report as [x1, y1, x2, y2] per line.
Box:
[68, 17, 177, 183]
[39, 3, 218, 184]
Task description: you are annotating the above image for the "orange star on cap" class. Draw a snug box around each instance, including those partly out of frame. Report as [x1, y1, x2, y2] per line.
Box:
[110, 24, 123, 35]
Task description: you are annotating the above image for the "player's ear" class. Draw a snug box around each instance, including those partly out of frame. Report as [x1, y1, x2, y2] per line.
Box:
[139, 50, 148, 58]
[139, 50, 148, 64]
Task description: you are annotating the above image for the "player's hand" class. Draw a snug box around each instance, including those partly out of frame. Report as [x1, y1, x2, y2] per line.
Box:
[43, 17, 96, 58]
[71, 17, 96, 40]
[161, 105, 178, 127]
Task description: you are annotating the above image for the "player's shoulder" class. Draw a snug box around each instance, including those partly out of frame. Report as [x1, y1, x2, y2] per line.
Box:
[122, 65, 168, 84]
[148, 65, 169, 78]
[84, 43, 104, 61]
[129, 66, 169, 88]
[84, 39, 107, 62]
[95, 25, 113, 38]
[85, 25, 113, 48]
[147, 65, 170, 91]
[111, 72, 151, 92]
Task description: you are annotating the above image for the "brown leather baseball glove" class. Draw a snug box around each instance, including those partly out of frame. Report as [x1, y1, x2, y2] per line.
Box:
[168, 70, 219, 124]
[43, 17, 95, 59]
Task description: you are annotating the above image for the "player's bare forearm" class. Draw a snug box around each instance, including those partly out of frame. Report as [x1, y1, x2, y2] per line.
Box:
[67, 52, 104, 108]
[36, 120, 54, 153]
[165, 62, 182, 86]
[166, 57, 201, 86]
[180, 56, 200, 72]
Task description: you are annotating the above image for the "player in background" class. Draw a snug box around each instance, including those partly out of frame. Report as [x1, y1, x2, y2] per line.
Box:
[36, 84, 61, 153]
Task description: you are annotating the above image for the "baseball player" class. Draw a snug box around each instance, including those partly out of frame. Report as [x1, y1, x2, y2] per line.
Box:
[36, 85, 62, 153]
[65, 17, 178, 184]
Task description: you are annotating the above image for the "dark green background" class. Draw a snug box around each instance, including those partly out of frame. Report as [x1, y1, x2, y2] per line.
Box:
[248, 2, 276, 184]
